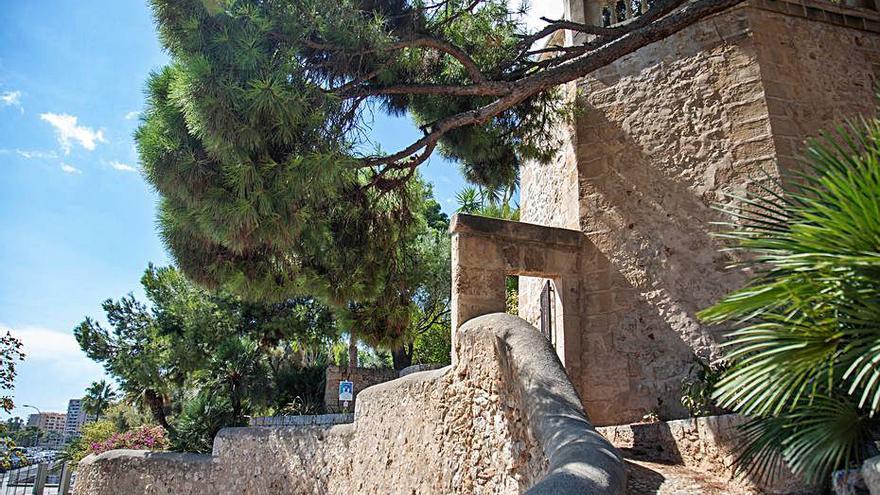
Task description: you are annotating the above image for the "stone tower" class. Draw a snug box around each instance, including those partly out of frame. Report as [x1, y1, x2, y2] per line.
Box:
[515, 0, 880, 425]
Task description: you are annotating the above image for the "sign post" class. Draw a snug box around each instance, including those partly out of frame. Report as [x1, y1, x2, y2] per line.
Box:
[339, 380, 354, 410]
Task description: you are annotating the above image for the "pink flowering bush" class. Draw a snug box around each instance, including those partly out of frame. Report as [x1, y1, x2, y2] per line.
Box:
[88, 425, 168, 455]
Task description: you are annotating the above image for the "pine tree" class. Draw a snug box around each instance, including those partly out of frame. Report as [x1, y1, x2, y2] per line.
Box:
[138, 0, 742, 326]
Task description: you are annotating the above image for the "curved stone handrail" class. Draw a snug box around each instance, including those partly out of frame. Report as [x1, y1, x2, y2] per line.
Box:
[460, 313, 626, 494]
[74, 313, 625, 494]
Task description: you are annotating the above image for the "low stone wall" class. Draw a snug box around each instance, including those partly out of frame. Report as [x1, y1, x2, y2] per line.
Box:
[398, 362, 445, 377]
[72, 450, 216, 494]
[597, 415, 814, 494]
[74, 314, 625, 495]
[323, 365, 399, 411]
[249, 413, 353, 427]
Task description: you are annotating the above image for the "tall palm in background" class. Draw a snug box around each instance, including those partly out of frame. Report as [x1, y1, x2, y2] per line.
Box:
[699, 118, 880, 485]
[82, 380, 117, 422]
[455, 185, 519, 220]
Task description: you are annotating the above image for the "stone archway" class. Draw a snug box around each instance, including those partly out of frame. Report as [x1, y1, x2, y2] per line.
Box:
[449, 213, 590, 382]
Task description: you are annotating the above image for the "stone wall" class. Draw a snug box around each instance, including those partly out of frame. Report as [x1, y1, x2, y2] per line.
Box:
[748, 0, 880, 177]
[323, 365, 399, 412]
[449, 214, 587, 378]
[249, 413, 353, 427]
[74, 314, 625, 495]
[597, 414, 815, 494]
[519, 0, 880, 425]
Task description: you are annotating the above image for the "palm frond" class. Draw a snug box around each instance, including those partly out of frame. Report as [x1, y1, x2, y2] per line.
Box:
[700, 117, 880, 483]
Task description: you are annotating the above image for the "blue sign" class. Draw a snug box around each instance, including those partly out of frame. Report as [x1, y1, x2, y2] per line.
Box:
[339, 380, 354, 402]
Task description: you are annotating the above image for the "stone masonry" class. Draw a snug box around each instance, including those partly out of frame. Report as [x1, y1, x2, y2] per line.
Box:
[74, 314, 626, 495]
[323, 365, 399, 412]
[514, 0, 880, 425]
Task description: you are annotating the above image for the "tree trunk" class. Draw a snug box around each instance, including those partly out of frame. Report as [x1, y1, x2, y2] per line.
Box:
[144, 388, 174, 435]
[391, 344, 413, 370]
[230, 382, 242, 422]
[347, 329, 358, 377]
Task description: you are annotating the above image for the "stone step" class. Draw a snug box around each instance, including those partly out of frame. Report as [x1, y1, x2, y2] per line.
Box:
[626, 459, 751, 495]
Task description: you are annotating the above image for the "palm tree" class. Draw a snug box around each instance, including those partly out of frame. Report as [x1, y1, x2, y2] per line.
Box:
[699, 118, 880, 485]
[82, 380, 117, 421]
[455, 185, 519, 220]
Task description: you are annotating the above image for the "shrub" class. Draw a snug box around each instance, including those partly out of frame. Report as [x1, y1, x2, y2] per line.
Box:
[88, 425, 168, 456]
[170, 391, 240, 453]
[680, 359, 726, 417]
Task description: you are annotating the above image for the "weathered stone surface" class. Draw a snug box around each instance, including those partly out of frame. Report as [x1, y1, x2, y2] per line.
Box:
[597, 414, 817, 494]
[74, 450, 217, 495]
[323, 365, 399, 412]
[862, 455, 880, 495]
[249, 413, 353, 427]
[73, 314, 625, 495]
[518, 0, 880, 425]
[449, 214, 585, 372]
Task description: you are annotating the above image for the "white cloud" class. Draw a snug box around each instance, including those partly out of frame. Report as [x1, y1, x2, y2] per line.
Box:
[15, 149, 57, 160]
[39, 112, 107, 154]
[1, 91, 22, 112]
[2, 324, 107, 410]
[124, 111, 140, 120]
[60, 163, 82, 174]
[109, 160, 137, 173]
[3, 324, 102, 374]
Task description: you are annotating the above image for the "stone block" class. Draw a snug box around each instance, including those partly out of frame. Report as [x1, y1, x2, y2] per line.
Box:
[864, 455, 880, 494]
[584, 290, 614, 314]
[453, 235, 503, 269]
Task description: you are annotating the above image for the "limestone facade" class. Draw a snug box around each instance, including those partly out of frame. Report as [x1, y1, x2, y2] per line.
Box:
[512, 0, 880, 425]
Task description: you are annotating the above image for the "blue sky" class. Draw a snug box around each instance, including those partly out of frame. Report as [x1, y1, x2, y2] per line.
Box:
[0, 0, 560, 420]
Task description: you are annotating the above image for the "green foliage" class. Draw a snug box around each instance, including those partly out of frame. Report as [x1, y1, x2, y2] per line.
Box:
[140, 0, 425, 306]
[346, 185, 452, 368]
[679, 360, 725, 417]
[411, 322, 452, 366]
[274, 365, 327, 414]
[9, 426, 41, 449]
[699, 118, 880, 484]
[63, 420, 118, 464]
[5, 417, 22, 433]
[456, 185, 519, 220]
[0, 332, 24, 415]
[138, 0, 559, 322]
[104, 402, 153, 433]
[0, 331, 25, 469]
[505, 275, 519, 316]
[62, 418, 169, 465]
[76, 264, 342, 451]
[82, 380, 117, 421]
[170, 390, 240, 453]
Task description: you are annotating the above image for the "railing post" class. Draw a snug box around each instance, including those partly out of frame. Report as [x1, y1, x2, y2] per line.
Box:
[59, 462, 73, 495]
[32, 463, 48, 495]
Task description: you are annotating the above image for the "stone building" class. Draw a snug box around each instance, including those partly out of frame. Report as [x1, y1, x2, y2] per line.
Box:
[453, 0, 880, 426]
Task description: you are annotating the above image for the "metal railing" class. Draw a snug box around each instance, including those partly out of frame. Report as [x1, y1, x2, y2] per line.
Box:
[1, 461, 73, 495]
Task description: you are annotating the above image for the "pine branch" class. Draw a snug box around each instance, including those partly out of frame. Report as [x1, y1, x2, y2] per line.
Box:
[355, 0, 746, 171]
